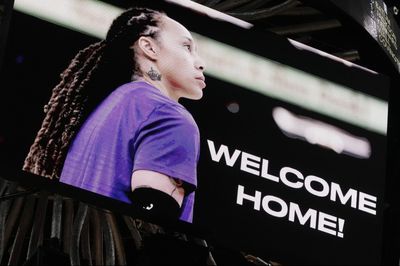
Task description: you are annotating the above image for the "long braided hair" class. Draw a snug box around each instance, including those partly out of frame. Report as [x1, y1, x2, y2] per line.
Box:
[23, 7, 165, 179]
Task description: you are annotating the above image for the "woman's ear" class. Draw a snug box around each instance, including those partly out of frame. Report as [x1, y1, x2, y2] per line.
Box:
[137, 36, 159, 61]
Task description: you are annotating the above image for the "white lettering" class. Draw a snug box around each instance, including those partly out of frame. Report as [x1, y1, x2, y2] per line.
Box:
[236, 185, 261, 211]
[262, 195, 288, 218]
[207, 139, 241, 167]
[330, 182, 357, 208]
[304, 175, 329, 197]
[358, 192, 377, 215]
[209, 140, 379, 217]
[288, 202, 317, 229]
[318, 212, 337, 236]
[236, 185, 345, 238]
[240, 152, 261, 176]
[261, 159, 279, 182]
[280, 167, 304, 189]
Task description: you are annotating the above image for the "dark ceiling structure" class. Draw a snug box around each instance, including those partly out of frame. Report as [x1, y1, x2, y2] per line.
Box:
[98, 0, 399, 67]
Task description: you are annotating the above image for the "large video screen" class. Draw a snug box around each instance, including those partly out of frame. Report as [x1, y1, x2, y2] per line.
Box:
[0, 0, 389, 264]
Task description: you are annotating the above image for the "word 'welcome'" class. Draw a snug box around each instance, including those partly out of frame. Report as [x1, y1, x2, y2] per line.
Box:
[207, 139, 377, 215]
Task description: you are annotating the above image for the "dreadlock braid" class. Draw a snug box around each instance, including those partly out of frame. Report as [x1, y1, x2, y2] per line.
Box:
[42, 42, 106, 177]
[23, 41, 106, 177]
[23, 7, 164, 179]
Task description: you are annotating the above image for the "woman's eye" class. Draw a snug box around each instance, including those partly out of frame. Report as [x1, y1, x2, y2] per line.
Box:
[184, 44, 191, 51]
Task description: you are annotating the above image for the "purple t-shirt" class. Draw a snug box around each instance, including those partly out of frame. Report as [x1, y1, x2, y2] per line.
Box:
[60, 81, 200, 222]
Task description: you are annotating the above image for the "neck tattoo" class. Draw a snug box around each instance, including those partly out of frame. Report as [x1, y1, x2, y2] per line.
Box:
[147, 67, 162, 81]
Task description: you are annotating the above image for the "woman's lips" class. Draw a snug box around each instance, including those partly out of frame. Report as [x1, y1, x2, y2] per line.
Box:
[195, 77, 206, 88]
[195, 76, 205, 82]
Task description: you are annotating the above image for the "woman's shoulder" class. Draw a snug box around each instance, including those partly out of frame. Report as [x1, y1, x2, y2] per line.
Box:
[115, 81, 174, 105]
[111, 81, 197, 127]
[153, 103, 199, 135]
[103, 81, 167, 113]
[118, 81, 190, 112]
[115, 81, 160, 97]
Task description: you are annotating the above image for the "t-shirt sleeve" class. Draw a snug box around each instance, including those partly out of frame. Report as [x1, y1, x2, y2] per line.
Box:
[132, 104, 200, 192]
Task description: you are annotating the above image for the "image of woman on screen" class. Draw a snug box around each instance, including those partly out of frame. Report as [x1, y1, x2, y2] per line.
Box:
[22, 7, 206, 223]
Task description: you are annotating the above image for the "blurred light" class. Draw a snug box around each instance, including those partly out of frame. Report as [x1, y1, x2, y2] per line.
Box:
[226, 102, 240, 113]
[14, 0, 123, 39]
[166, 0, 252, 29]
[13, 0, 252, 39]
[15, 55, 24, 64]
[14, 0, 388, 136]
[193, 33, 388, 135]
[394, 6, 399, 16]
[272, 107, 371, 159]
[288, 39, 378, 74]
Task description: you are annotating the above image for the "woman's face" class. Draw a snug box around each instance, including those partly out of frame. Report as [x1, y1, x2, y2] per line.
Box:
[156, 16, 206, 100]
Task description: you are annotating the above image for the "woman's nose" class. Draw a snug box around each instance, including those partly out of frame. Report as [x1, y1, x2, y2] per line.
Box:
[196, 55, 206, 71]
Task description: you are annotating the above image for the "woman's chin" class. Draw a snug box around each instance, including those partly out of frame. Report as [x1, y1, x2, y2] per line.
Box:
[181, 89, 203, 101]
[191, 90, 203, 100]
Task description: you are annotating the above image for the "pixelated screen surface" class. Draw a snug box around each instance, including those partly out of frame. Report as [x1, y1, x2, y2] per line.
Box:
[0, 0, 390, 264]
